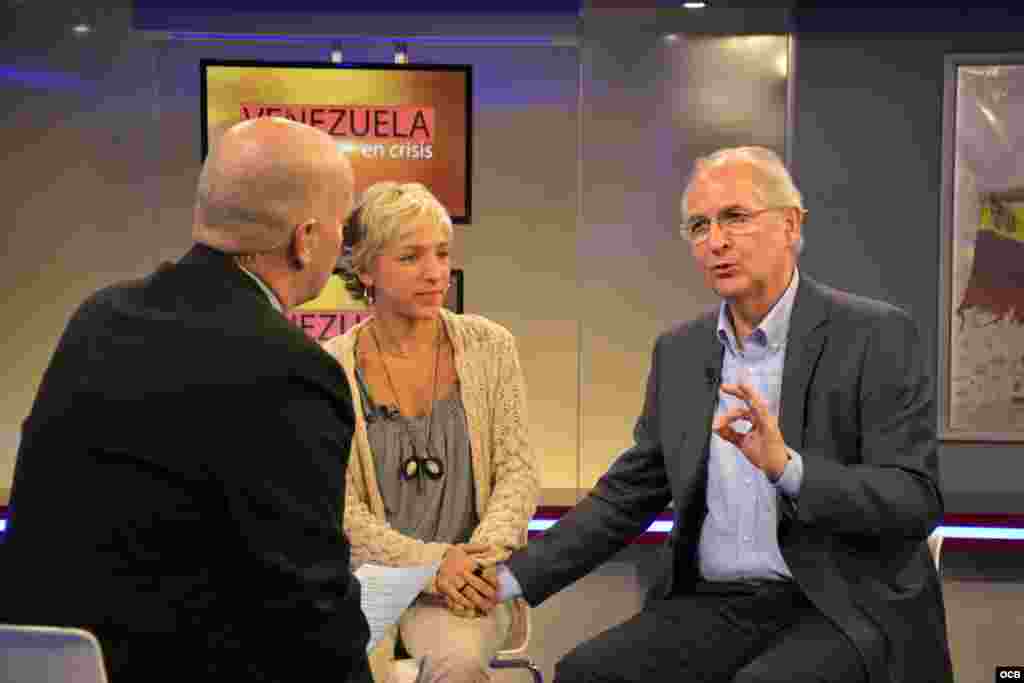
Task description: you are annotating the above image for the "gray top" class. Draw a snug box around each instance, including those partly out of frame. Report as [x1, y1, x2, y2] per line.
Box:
[354, 359, 478, 545]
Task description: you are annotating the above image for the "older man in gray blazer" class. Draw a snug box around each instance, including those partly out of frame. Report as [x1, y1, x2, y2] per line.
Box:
[494, 147, 952, 683]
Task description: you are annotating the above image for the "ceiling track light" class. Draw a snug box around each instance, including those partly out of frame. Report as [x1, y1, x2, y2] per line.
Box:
[393, 42, 409, 64]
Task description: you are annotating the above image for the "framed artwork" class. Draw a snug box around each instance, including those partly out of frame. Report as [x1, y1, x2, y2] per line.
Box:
[289, 268, 464, 343]
[938, 53, 1024, 441]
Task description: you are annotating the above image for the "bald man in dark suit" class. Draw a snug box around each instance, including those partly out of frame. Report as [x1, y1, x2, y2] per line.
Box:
[1, 118, 372, 682]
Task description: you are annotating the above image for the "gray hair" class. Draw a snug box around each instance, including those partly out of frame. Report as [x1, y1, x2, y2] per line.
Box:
[340, 181, 454, 300]
[680, 146, 806, 255]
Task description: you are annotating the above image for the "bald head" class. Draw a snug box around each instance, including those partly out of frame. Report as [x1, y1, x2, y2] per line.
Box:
[193, 117, 354, 254]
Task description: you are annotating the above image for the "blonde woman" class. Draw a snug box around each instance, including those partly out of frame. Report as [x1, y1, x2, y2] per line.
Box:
[324, 182, 538, 683]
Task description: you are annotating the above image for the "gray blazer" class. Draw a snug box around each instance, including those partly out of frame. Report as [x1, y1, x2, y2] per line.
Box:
[506, 275, 952, 683]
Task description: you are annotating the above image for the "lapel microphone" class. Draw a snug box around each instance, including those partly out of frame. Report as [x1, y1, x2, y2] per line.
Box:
[365, 405, 401, 423]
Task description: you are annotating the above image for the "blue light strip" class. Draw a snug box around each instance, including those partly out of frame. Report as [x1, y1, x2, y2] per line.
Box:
[166, 32, 560, 46]
[527, 519, 1024, 541]
[0, 66, 91, 91]
[939, 525, 1024, 541]
[2, 518, 1020, 540]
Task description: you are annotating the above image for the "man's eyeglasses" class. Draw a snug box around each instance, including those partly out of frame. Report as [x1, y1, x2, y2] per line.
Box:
[680, 207, 784, 245]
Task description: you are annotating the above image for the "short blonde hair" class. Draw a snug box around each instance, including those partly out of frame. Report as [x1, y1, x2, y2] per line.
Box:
[340, 182, 454, 300]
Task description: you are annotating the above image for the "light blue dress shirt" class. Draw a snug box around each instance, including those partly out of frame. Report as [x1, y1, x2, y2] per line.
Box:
[697, 269, 803, 583]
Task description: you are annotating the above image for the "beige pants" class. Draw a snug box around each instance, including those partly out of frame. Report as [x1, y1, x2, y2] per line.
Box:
[387, 594, 513, 683]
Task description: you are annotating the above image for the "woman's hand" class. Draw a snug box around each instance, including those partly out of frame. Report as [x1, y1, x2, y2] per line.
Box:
[436, 544, 499, 616]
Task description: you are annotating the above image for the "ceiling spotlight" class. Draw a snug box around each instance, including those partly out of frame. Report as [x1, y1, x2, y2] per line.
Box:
[71, 23, 92, 36]
[683, 2, 707, 8]
[329, 42, 343, 64]
[393, 42, 409, 64]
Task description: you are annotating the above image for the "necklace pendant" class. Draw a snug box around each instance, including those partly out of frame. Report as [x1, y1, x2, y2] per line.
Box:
[401, 454, 419, 480]
[423, 456, 444, 479]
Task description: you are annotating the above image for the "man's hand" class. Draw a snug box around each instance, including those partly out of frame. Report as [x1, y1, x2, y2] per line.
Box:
[713, 382, 790, 481]
[436, 544, 498, 616]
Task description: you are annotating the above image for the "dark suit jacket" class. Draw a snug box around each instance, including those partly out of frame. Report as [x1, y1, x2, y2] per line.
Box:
[507, 276, 953, 683]
[1, 245, 370, 682]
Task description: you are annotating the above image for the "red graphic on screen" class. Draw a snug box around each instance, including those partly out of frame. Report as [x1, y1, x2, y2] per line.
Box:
[241, 104, 434, 142]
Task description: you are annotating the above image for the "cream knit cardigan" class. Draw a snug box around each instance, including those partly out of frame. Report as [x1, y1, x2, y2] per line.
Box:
[323, 308, 540, 581]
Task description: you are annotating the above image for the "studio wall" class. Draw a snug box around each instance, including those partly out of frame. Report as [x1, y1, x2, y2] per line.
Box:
[3, 5, 1017, 513]
[790, 16, 1024, 513]
[0, 7, 584, 502]
[0, 6, 789, 507]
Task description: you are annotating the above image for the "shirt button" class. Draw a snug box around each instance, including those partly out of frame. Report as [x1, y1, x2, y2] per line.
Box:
[744, 478, 753, 486]
[743, 536, 753, 543]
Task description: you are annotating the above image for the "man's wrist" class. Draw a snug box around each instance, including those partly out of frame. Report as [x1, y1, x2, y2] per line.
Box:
[495, 563, 524, 602]
[767, 444, 791, 482]
[773, 449, 804, 498]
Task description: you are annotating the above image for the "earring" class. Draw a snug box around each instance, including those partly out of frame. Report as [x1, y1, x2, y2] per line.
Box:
[366, 286, 375, 306]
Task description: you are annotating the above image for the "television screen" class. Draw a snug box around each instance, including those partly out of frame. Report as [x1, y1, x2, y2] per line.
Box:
[201, 59, 472, 223]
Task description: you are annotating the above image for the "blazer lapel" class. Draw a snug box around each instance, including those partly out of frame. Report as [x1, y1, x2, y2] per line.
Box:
[778, 277, 830, 450]
[699, 327, 725, 453]
[665, 318, 722, 489]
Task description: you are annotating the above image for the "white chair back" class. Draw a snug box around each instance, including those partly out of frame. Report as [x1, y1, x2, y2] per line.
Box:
[496, 601, 531, 656]
[0, 624, 109, 683]
[927, 529, 944, 573]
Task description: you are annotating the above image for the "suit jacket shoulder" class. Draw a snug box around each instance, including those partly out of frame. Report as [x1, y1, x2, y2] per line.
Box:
[808, 278, 913, 325]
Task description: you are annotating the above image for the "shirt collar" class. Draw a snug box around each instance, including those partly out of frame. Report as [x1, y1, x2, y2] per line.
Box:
[236, 262, 284, 314]
[716, 268, 800, 353]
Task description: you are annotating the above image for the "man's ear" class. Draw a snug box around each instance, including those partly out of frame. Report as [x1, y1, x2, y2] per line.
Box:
[784, 207, 804, 245]
[290, 219, 318, 269]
